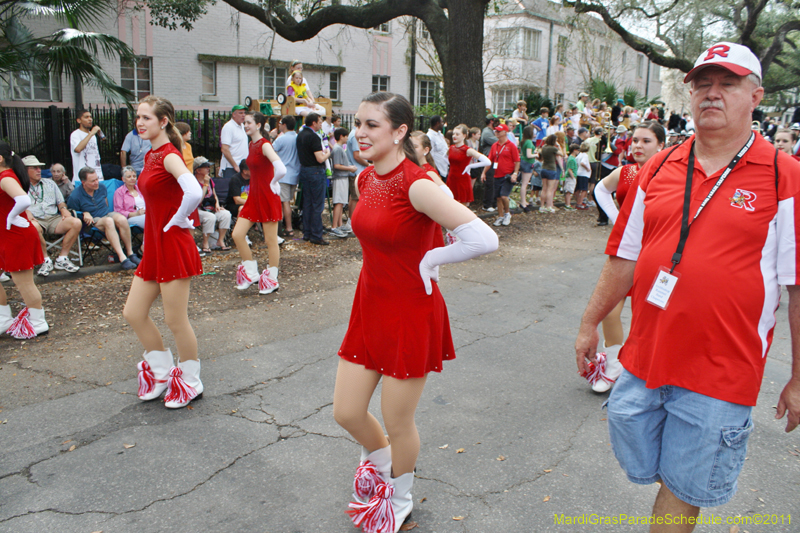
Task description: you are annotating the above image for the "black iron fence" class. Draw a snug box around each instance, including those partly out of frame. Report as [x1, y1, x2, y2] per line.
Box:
[0, 105, 434, 176]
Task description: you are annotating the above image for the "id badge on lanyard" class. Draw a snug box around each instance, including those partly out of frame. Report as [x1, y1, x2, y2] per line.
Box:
[646, 133, 754, 310]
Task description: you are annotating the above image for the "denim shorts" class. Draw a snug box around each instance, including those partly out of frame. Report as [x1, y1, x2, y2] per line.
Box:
[494, 174, 515, 198]
[519, 161, 532, 173]
[541, 169, 559, 181]
[607, 370, 753, 507]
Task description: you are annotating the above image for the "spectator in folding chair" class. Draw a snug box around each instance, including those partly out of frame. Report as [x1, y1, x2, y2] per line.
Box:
[193, 156, 231, 253]
[49, 163, 73, 200]
[23, 155, 81, 275]
[113, 166, 146, 230]
[67, 167, 139, 270]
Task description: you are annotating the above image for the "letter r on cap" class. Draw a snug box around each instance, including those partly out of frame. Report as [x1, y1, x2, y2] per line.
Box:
[705, 45, 730, 60]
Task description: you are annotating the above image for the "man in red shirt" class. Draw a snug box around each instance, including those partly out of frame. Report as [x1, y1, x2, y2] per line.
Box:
[485, 124, 519, 227]
[576, 42, 800, 530]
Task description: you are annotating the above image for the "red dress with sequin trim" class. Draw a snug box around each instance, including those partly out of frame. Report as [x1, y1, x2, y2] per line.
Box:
[135, 143, 203, 283]
[338, 158, 455, 379]
[0, 170, 43, 272]
[446, 144, 473, 203]
[240, 137, 281, 223]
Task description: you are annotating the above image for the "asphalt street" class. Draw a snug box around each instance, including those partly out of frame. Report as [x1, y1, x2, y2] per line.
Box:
[1, 249, 799, 532]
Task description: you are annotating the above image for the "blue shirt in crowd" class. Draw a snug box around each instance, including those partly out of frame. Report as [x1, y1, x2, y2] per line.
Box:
[347, 130, 366, 177]
[121, 130, 152, 173]
[67, 182, 111, 218]
[273, 130, 300, 186]
[532, 117, 549, 141]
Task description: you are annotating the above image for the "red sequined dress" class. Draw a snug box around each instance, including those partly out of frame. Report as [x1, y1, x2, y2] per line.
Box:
[446, 144, 473, 203]
[135, 143, 203, 282]
[0, 170, 43, 272]
[240, 137, 281, 222]
[338, 158, 455, 379]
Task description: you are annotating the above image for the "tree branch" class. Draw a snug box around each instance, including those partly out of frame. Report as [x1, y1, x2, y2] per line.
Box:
[760, 19, 800, 73]
[739, 0, 770, 53]
[561, 0, 694, 71]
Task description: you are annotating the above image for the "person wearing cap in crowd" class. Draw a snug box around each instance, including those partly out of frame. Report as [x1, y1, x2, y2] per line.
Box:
[23, 155, 81, 276]
[576, 92, 589, 113]
[576, 42, 800, 529]
[484, 123, 519, 226]
[479, 114, 499, 212]
[219, 105, 249, 196]
[120, 125, 152, 175]
[666, 129, 679, 147]
[791, 123, 800, 155]
[193, 156, 231, 253]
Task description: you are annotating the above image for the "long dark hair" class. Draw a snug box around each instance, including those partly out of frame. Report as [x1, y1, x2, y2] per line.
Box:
[0, 141, 30, 192]
[138, 96, 182, 153]
[246, 111, 269, 138]
[361, 92, 417, 165]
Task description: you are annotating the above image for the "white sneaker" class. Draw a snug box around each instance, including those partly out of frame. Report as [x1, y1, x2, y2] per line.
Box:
[492, 217, 503, 227]
[502, 212, 511, 226]
[54, 256, 80, 273]
[341, 221, 353, 233]
[586, 200, 596, 207]
[538, 207, 549, 213]
[245, 235, 252, 246]
[37, 257, 53, 277]
[277, 235, 285, 245]
[0, 272, 9, 282]
[330, 227, 348, 238]
[484, 207, 497, 213]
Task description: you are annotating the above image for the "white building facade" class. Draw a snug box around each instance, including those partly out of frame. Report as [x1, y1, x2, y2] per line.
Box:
[1, 0, 666, 117]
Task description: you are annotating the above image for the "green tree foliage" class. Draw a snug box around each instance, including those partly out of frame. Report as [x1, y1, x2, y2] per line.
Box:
[562, 0, 800, 96]
[0, 0, 136, 104]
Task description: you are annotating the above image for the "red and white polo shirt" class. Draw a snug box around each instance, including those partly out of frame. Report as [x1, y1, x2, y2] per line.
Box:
[607, 133, 800, 406]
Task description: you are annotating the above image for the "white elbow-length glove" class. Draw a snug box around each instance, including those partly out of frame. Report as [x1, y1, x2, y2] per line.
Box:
[271, 160, 287, 195]
[163, 173, 203, 232]
[438, 184, 454, 199]
[462, 154, 491, 175]
[594, 180, 619, 224]
[419, 218, 499, 295]
[7, 195, 31, 230]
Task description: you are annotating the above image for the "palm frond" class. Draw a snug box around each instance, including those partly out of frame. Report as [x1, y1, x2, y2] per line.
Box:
[51, 28, 136, 63]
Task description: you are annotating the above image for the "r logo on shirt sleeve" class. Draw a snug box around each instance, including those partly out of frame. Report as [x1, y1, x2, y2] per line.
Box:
[729, 189, 756, 211]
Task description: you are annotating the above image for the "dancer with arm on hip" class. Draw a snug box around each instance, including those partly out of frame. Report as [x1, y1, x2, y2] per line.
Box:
[0, 142, 48, 339]
[585, 120, 665, 392]
[122, 96, 204, 409]
[231, 111, 287, 295]
[333, 92, 498, 533]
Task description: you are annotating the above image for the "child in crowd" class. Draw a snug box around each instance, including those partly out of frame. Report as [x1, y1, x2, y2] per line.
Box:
[287, 70, 325, 116]
[532, 108, 549, 147]
[512, 100, 528, 126]
[518, 125, 536, 212]
[531, 154, 542, 206]
[575, 142, 591, 209]
[563, 144, 579, 210]
[330, 127, 355, 238]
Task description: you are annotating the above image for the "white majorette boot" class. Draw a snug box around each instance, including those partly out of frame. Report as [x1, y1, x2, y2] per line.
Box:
[7, 307, 48, 339]
[353, 445, 392, 503]
[164, 359, 204, 409]
[137, 349, 174, 401]
[347, 472, 414, 533]
[0, 304, 13, 335]
[235, 260, 258, 290]
[585, 343, 624, 393]
[258, 266, 279, 294]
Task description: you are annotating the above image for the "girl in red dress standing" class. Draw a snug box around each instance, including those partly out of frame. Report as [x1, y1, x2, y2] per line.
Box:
[446, 124, 489, 206]
[122, 96, 205, 409]
[0, 142, 48, 339]
[585, 120, 665, 392]
[231, 111, 286, 295]
[334, 93, 498, 533]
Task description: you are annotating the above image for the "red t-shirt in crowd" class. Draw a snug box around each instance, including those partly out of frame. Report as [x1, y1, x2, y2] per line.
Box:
[607, 133, 800, 406]
[488, 139, 520, 177]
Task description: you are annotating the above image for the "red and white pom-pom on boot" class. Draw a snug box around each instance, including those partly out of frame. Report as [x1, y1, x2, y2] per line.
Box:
[353, 445, 392, 503]
[0, 305, 13, 335]
[589, 343, 623, 393]
[7, 307, 48, 339]
[235, 260, 258, 290]
[258, 266, 279, 295]
[347, 473, 414, 533]
[164, 359, 204, 409]
[137, 349, 173, 401]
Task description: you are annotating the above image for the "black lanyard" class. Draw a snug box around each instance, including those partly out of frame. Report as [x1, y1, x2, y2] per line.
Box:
[670, 132, 754, 273]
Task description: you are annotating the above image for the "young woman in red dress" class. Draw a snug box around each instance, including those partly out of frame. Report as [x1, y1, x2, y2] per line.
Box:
[584, 120, 665, 392]
[122, 96, 205, 409]
[231, 111, 286, 295]
[446, 124, 489, 206]
[0, 142, 48, 339]
[334, 93, 498, 533]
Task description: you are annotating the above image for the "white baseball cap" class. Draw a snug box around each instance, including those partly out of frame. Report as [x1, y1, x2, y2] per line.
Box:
[684, 42, 762, 83]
